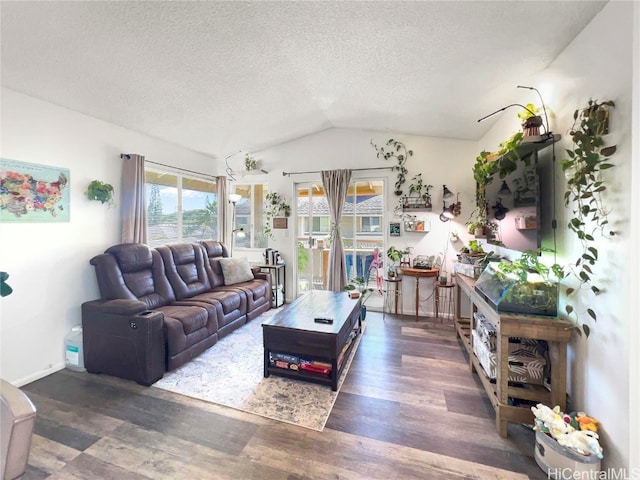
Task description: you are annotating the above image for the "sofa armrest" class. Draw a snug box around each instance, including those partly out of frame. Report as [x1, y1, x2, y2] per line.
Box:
[83, 299, 149, 315]
[82, 301, 166, 386]
[253, 270, 270, 283]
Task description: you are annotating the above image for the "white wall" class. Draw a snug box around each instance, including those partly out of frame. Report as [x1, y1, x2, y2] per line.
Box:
[252, 127, 477, 314]
[1, 1, 637, 470]
[476, 2, 637, 470]
[0, 88, 216, 385]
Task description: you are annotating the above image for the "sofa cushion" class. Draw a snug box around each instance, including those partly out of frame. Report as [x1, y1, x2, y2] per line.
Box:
[219, 257, 254, 285]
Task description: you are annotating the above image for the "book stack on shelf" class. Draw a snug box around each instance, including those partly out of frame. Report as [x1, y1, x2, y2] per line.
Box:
[264, 248, 285, 265]
[299, 359, 331, 375]
[269, 352, 300, 371]
[268, 352, 332, 376]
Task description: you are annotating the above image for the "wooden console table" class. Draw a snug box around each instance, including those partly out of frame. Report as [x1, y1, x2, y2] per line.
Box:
[454, 274, 572, 437]
[397, 267, 439, 321]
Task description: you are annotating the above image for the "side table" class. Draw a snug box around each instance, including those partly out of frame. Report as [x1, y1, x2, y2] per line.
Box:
[257, 264, 286, 307]
[397, 267, 439, 321]
[383, 277, 403, 318]
[435, 282, 455, 321]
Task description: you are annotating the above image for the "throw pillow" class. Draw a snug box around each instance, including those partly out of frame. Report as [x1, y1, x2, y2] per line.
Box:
[219, 257, 254, 285]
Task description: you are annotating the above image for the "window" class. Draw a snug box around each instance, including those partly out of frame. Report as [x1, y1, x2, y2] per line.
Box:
[145, 170, 218, 247]
[312, 216, 330, 234]
[231, 183, 269, 250]
[360, 216, 381, 232]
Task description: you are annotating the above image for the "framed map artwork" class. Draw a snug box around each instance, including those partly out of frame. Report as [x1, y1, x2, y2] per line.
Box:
[1, 158, 70, 222]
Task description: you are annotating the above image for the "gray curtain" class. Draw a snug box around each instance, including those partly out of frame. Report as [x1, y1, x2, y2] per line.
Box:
[322, 169, 352, 291]
[217, 176, 228, 244]
[120, 154, 147, 244]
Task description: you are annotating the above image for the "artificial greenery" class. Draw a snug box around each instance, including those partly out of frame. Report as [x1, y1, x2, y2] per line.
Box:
[263, 192, 291, 240]
[86, 180, 115, 206]
[560, 99, 616, 337]
[371, 138, 412, 195]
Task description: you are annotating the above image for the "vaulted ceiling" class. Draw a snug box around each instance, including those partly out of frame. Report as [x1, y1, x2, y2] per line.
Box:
[1, 1, 607, 160]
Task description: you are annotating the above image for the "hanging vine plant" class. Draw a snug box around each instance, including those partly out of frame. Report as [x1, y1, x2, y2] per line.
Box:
[560, 99, 616, 337]
[371, 138, 412, 196]
[86, 180, 115, 207]
[263, 192, 291, 240]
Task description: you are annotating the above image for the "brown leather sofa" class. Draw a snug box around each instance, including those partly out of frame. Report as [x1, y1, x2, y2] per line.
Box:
[81, 241, 271, 386]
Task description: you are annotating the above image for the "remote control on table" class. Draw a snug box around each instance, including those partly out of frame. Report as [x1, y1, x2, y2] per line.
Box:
[314, 317, 333, 324]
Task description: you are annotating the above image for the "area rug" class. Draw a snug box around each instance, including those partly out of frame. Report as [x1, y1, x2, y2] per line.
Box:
[152, 308, 364, 431]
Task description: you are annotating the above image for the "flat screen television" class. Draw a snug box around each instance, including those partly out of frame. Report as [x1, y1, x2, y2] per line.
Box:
[485, 137, 556, 254]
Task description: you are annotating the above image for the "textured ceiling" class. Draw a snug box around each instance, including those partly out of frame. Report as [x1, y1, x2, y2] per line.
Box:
[1, 1, 607, 159]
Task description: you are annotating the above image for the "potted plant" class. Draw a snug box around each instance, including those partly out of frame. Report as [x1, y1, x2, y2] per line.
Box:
[86, 180, 115, 207]
[518, 103, 543, 137]
[386, 246, 411, 277]
[244, 154, 258, 171]
[403, 174, 432, 210]
[560, 99, 616, 336]
[344, 277, 375, 320]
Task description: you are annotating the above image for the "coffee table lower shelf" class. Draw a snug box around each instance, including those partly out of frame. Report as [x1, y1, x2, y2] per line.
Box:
[262, 290, 363, 391]
[264, 329, 359, 391]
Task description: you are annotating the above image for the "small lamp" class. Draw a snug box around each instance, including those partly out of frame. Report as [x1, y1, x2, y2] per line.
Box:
[229, 193, 242, 256]
[492, 198, 509, 221]
[439, 201, 455, 222]
[498, 180, 512, 196]
[442, 185, 454, 199]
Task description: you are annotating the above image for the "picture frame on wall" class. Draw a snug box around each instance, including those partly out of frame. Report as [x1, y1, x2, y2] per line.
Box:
[390, 222, 401, 236]
[0, 157, 70, 222]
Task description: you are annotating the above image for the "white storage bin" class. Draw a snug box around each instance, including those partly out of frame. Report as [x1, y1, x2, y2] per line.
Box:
[64, 326, 86, 372]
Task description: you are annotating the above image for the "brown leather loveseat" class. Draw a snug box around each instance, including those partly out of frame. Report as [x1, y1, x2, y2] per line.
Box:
[81, 240, 271, 386]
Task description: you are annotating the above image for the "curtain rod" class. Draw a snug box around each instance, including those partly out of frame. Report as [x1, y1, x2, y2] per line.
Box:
[282, 166, 393, 177]
[120, 154, 218, 180]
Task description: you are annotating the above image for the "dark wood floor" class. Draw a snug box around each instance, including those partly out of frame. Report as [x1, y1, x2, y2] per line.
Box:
[19, 311, 548, 479]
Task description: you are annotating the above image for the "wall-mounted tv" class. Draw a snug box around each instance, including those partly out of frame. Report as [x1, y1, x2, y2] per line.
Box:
[485, 136, 557, 254]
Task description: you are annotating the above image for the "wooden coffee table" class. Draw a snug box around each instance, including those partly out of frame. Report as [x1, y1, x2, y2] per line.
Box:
[262, 290, 362, 391]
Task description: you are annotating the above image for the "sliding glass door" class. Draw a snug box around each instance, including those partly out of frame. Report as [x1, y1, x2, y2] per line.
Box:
[295, 179, 385, 308]
[296, 182, 329, 295]
[343, 181, 384, 307]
